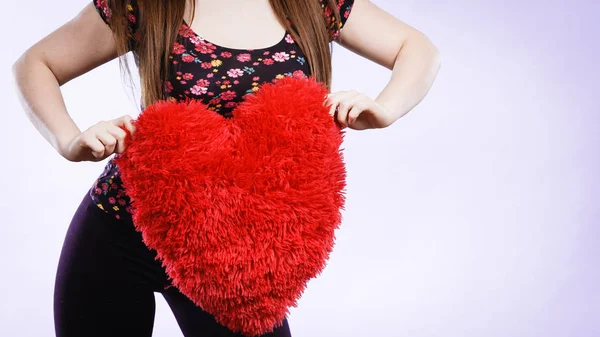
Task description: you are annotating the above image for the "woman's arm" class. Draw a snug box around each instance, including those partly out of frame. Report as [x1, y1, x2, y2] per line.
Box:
[11, 3, 135, 161]
[326, 0, 442, 130]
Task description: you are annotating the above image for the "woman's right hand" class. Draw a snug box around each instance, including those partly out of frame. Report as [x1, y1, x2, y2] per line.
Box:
[62, 115, 137, 162]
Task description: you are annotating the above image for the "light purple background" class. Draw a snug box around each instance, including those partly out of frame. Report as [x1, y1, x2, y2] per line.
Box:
[2, 0, 598, 336]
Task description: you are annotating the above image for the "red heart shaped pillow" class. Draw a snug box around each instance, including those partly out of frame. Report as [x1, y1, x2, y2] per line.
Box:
[114, 76, 347, 336]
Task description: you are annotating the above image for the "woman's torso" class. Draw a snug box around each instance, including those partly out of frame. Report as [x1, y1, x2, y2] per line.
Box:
[90, 0, 354, 220]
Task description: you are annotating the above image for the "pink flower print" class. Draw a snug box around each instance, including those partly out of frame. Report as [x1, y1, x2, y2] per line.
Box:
[182, 73, 194, 81]
[182, 55, 195, 63]
[190, 85, 208, 95]
[108, 197, 116, 204]
[220, 90, 237, 100]
[292, 70, 306, 79]
[96, 0, 112, 21]
[179, 24, 195, 38]
[119, 199, 127, 206]
[225, 102, 238, 108]
[227, 68, 244, 78]
[206, 73, 214, 78]
[263, 51, 270, 55]
[180, 81, 187, 85]
[196, 79, 210, 87]
[201, 62, 213, 69]
[208, 92, 214, 96]
[111, 183, 118, 189]
[285, 34, 294, 44]
[195, 40, 216, 54]
[263, 58, 274, 65]
[221, 51, 233, 58]
[171, 42, 185, 55]
[233, 80, 239, 84]
[128, 13, 136, 24]
[102, 183, 108, 191]
[272, 52, 290, 62]
[209, 97, 221, 105]
[252, 62, 259, 66]
[189, 36, 202, 45]
[95, 187, 102, 195]
[164, 81, 174, 93]
[253, 76, 260, 81]
[222, 80, 231, 85]
[237, 53, 252, 62]
[292, 70, 307, 78]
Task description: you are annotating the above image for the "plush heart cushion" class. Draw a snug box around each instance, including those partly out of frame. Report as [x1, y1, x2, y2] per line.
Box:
[114, 76, 347, 336]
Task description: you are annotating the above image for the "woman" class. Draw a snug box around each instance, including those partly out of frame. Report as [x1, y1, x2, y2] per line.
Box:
[12, 0, 441, 336]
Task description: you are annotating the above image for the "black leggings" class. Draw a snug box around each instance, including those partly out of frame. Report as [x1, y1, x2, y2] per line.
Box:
[54, 192, 292, 337]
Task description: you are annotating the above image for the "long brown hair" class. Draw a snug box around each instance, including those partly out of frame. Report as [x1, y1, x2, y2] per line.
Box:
[105, 0, 343, 108]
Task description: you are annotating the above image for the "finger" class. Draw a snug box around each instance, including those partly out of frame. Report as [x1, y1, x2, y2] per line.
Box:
[328, 100, 339, 117]
[327, 91, 360, 119]
[95, 130, 117, 155]
[336, 101, 352, 128]
[81, 133, 106, 159]
[121, 115, 137, 137]
[324, 93, 340, 117]
[111, 115, 129, 126]
[336, 90, 360, 102]
[323, 93, 331, 107]
[112, 115, 136, 136]
[125, 118, 136, 138]
[347, 103, 365, 126]
[341, 93, 371, 125]
[105, 124, 128, 154]
[325, 91, 349, 115]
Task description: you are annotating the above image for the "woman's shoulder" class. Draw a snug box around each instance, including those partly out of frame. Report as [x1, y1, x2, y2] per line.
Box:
[91, 0, 355, 44]
[92, 0, 140, 50]
[92, 0, 139, 30]
[318, 0, 356, 40]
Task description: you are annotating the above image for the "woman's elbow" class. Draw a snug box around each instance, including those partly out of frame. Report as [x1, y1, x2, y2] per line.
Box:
[410, 32, 442, 79]
[12, 49, 39, 85]
[422, 33, 442, 70]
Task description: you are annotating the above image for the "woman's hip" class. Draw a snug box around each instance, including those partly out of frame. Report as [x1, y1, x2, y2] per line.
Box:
[55, 192, 170, 292]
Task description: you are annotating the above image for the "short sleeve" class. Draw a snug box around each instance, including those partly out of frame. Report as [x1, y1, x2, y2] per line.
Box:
[93, 0, 140, 51]
[319, 0, 355, 41]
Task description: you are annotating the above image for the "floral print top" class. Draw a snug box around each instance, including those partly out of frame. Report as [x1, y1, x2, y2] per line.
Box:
[90, 0, 355, 220]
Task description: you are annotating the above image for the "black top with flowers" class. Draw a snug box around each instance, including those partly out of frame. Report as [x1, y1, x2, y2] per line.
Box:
[90, 0, 355, 220]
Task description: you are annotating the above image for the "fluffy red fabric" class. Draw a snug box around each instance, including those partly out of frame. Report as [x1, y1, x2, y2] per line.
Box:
[114, 76, 346, 336]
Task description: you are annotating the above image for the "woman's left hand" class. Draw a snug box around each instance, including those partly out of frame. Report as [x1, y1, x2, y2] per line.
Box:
[324, 90, 394, 130]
